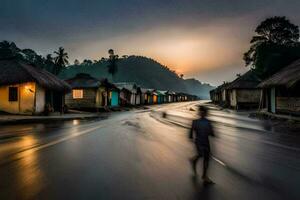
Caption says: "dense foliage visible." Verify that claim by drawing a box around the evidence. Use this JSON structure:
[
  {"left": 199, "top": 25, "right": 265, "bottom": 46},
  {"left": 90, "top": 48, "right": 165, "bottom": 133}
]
[
  {"left": 244, "top": 16, "right": 300, "bottom": 78},
  {"left": 0, "top": 40, "right": 69, "bottom": 75}
]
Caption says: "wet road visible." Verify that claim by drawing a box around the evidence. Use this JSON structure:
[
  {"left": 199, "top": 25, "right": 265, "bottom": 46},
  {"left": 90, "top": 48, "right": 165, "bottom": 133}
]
[{"left": 1, "top": 101, "right": 300, "bottom": 199}]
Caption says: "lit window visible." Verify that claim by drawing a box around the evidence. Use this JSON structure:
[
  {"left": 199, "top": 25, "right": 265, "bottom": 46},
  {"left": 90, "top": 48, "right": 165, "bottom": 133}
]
[
  {"left": 9, "top": 87, "right": 18, "bottom": 101},
  {"left": 73, "top": 89, "right": 83, "bottom": 99}
]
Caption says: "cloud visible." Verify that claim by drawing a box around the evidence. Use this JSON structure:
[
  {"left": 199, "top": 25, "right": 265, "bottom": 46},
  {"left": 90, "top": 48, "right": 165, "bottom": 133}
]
[{"left": 1, "top": 0, "right": 300, "bottom": 85}]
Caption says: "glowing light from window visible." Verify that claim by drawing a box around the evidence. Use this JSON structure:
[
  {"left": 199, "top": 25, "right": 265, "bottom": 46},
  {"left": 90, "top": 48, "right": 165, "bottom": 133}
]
[{"left": 73, "top": 89, "right": 83, "bottom": 99}]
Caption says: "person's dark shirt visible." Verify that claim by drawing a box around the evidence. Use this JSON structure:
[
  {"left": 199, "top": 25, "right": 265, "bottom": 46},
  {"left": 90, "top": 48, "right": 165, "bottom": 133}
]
[{"left": 190, "top": 117, "right": 214, "bottom": 147}]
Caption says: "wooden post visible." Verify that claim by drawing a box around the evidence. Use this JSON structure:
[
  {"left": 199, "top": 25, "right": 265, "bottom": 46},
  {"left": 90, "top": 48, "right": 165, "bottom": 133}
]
[
  {"left": 33, "top": 84, "right": 37, "bottom": 115},
  {"left": 18, "top": 84, "right": 21, "bottom": 113}
]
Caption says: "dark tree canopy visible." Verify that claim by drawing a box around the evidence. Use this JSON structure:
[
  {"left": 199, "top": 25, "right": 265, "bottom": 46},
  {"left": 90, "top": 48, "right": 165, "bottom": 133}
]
[
  {"left": 74, "top": 59, "right": 80, "bottom": 65},
  {"left": 254, "top": 16, "right": 299, "bottom": 45},
  {"left": 82, "top": 59, "right": 93, "bottom": 66},
  {"left": 0, "top": 40, "right": 21, "bottom": 59},
  {"left": 244, "top": 16, "right": 300, "bottom": 78}
]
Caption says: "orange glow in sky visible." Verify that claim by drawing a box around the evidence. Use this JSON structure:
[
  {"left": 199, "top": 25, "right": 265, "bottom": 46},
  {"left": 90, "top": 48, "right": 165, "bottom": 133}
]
[{"left": 75, "top": 23, "right": 247, "bottom": 83}]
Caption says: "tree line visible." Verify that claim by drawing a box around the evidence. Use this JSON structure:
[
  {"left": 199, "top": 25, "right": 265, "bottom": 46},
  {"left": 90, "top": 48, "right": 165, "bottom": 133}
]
[
  {"left": 0, "top": 40, "right": 184, "bottom": 81},
  {"left": 0, "top": 41, "right": 69, "bottom": 75}
]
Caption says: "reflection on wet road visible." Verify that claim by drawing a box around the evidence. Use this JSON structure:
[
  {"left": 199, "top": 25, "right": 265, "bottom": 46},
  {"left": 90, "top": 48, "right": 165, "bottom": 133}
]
[{"left": 1, "top": 101, "right": 300, "bottom": 199}]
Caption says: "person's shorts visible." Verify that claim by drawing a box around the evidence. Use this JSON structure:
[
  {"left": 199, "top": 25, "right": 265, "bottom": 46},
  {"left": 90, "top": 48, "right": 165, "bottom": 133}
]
[{"left": 196, "top": 145, "right": 210, "bottom": 160}]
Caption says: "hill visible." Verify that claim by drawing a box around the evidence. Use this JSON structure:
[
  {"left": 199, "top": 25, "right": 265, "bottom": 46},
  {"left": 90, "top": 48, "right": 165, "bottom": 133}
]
[
  {"left": 59, "top": 56, "right": 215, "bottom": 98},
  {"left": 183, "top": 78, "right": 214, "bottom": 99}
]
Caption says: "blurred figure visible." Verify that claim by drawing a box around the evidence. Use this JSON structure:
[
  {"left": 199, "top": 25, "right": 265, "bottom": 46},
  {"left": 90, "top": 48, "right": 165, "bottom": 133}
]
[
  {"left": 162, "top": 111, "right": 167, "bottom": 118},
  {"left": 189, "top": 106, "right": 215, "bottom": 184}
]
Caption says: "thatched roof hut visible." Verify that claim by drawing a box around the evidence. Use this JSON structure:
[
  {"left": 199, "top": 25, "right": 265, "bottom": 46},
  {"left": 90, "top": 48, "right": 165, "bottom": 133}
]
[
  {"left": 227, "top": 70, "right": 261, "bottom": 90},
  {"left": 258, "top": 59, "right": 300, "bottom": 88},
  {"left": 66, "top": 73, "right": 119, "bottom": 91},
  {"left": 66, "top": 73, "right": 101, "bottom": 88},
  {"left": 0, "top": 59, "right": 71, "bottom": 91}
]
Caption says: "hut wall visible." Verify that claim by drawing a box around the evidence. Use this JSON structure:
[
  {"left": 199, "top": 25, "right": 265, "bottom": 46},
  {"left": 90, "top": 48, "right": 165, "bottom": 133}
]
[
  {"left": 229, "top": 89, "right": 237, "bottom": 107},
  {"left": 168, "top": 95, "right": 172, "bottom": 102},
  {"left": 0, "top": 82, "right": 37, "bottom": 114},
  {"left": 153, "top": 95, "right": 158, "bottom": 104},
  {"left": 130, "top": 93, "right": 136, "bottom": 105},
  {"left": 96, "top": 87, "right": 107, "bottom": 107},
  {"left": 147, "top": 94, "right": 153, "bottom": 104},
  {"left": 119, "top": 90, "right": 131, "bottom": 105},
  {"left": 275, "top": 87, "right": 300, "bottom": 115},
  {"left": 35, "top": 84, "right": 46, "bottom": 113},
  {"left": 119, "top": 91, "right": 126, "bottom": 102},
  {"left": 141, "top": 93, "right": 146, "bottom": 104},
  {"left": 110, "top": 91, "right": 119, "bottom": 106},
  {"left": 236, "top": 89, "right": 261, "bottom": 103},
  {"left": 136, "top": 94, "right": 141, "bottom": 105},
  {"left": 65, "top": 88, "right": 97, "bottom": 108},
  {"left": 222, "top": 90, "right": 227, "bottom": 102},
  {"left": 276, "top": 97, "right": 300, "bottom": 114}
]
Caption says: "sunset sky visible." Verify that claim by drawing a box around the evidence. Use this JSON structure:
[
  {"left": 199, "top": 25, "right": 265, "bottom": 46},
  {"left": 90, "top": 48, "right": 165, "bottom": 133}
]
[{"left": 1, "top": 0, "right": 300, "bottom": 85}]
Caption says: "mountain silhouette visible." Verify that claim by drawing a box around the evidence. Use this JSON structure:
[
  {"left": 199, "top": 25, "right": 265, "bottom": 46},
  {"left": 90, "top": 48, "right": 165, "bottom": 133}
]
[{"left": 59, "top": 55, "right": 214, "bottom": 99}]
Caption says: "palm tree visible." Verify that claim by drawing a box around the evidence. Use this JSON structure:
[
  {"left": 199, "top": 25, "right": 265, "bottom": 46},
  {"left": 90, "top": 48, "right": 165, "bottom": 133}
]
[
  {"left": 107, "top": 49, "right": 118, "bottom": 82},
  {"left": 54, "top": 47, "right": 69, "bottom": 75}
]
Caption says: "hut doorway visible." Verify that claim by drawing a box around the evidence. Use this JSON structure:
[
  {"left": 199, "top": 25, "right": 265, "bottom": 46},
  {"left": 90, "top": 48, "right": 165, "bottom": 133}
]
[{"left": 45, "top": 90, "right": 64, "bottom": 113}]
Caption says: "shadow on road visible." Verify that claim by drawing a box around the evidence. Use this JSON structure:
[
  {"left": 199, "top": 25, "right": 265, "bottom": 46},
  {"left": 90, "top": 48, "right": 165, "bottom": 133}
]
[{"left": 190, "top": 175, "right": 214, "bottom": 199}]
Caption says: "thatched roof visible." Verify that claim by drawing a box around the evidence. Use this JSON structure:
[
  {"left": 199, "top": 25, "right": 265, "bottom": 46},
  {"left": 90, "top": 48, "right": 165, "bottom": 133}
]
[
  {"left": 66, "top": 73, "right": 119, "bottom": 91},
  {"left": 0, "top": 59, "right": 71, "bottom": 91},
  {"left": 212, "top": 82, "right": 231, "bottom": 93},
  {"left": 258, "top": 59, "right": 300, "bottom": 88},
  {"left": 66, "top": 73, "right": 101, "bottom": 88},
  {"left": 227, "top": 70, "right": 261, "bottom": 89}
]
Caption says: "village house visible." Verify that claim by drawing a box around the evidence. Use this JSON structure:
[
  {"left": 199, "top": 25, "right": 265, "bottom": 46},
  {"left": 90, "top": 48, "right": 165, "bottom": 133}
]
[
  {"left": 258, "top": 59, "right": 300, "bottom": 116},
  {"left": 101, "top": 79, "right": 120, "bottom": 107},
  {"left": 115, "top": 83, "right": 141, "bottom": 106},
  {"left": 161, "top": 91, "right": 169, "bottom": 103},
  {"left": 135, "top": 86, "right": 142, "bottom": 105},
  {"left": 226, "top": 70, "right": 262, "bottom": 110},
  {"left": 166, "top": 91, "right": 176, "bottom": 103},
  {"left": 174, "top": 92, "right": 181, "bottom": 102},
  {"left": 210, "top": 88, "right": 220, "bottom": 103},
  {"left": 152, "top": 90, "right": 158, "bottom": 104},
  {"left": 210, "top": 83, "right": 228, "bottom": 104},
  {"left": 178, "top": 92, "right": 189, "bottom": 101},
  {"left": 220, "top": 82, "right": 231, "bottom": 105},
  {"left": 65, "top": 73, "right": 119, "bottom": 110},
  {"left": 0, "top": 59, "right": 71, "bottom": 115},
  {"left": 141, "top": 88, "right": 148, "bottom": 104},
  {"left": 155, "top": 90, "right": 166, "bottom": 104},
  {"left": 141, "top": 88, "right": 154, "bottom": 104}
]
